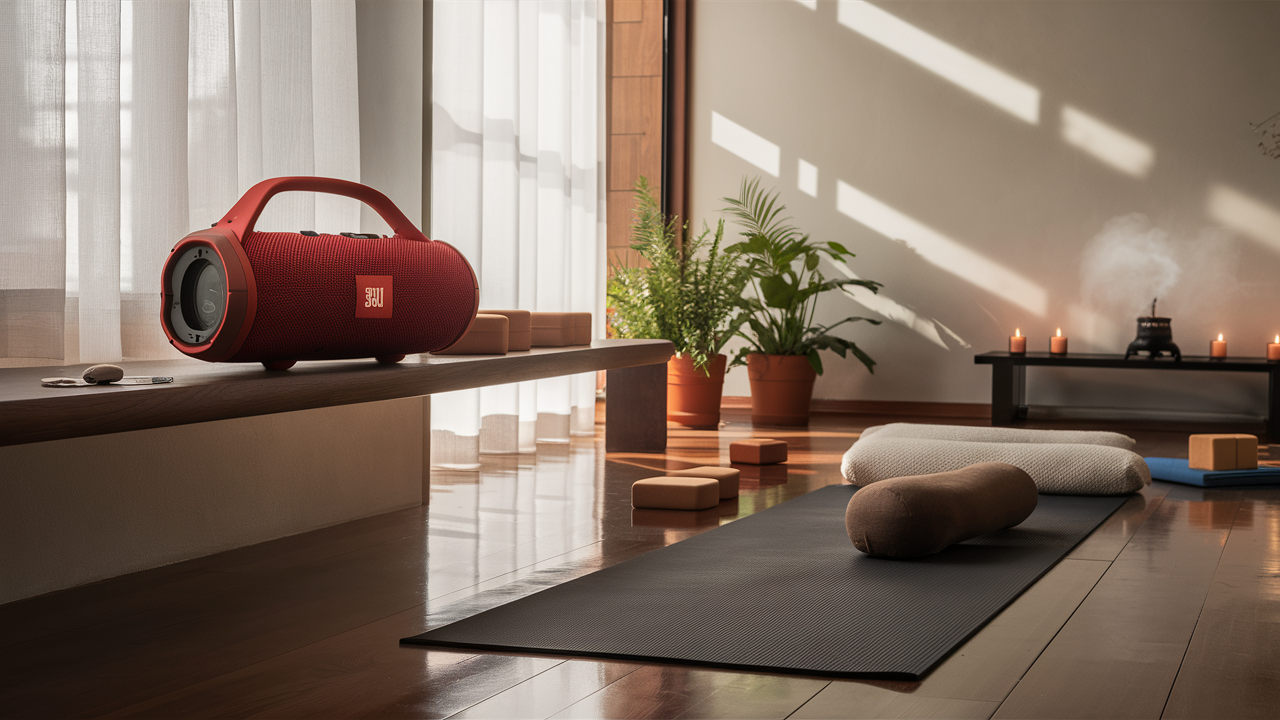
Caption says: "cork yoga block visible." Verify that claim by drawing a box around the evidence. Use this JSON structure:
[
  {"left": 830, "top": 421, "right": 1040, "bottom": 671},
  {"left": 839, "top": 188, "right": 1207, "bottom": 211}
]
[
  {"left": 729, "top": 438, "right": 788, "bottom": 465},
  {"left": 431, "top": 314, "right": 509, "bottom": 355},
  {"left": 845, "top": 462, "right": 1039, "bottom": 559},
  {"left": 667, "top": 466, "right": 740, "bottom": 499},
  {"left": 1189, "top": 433, "right": 1258, "bottom": 471},
  {"left": 568, "top": 313, "right": 591, "bottom": 345},
  {"left": 531, "top": 312, "right": 592, "bottom": 347},
  {"left": 479, "top": 309, "right": 532, "bottom": 351},
  {"left": 631, "top": 476, "right": 720, "bottom": 510}
]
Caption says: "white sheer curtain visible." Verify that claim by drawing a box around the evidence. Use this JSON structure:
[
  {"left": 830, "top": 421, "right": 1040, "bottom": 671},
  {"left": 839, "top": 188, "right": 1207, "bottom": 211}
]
[
  {"left": 0, "top": 0, "right": 363, "bottom": 366},
  {"left": 431, "top": 0, "right": 606, "bottom": 468}
]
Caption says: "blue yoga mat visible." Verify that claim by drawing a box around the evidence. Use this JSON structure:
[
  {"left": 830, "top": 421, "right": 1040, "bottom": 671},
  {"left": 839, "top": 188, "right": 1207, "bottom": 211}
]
[{"left": 1145, "top": 457, "right": 1280, "bottom": 487}]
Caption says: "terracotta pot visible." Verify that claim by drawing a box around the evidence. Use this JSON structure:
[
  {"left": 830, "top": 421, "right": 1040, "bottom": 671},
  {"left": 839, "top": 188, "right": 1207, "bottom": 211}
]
[
  {"left": 746, "top": 353, "right": 816, "bottom": 426},
  {"left": 667, "top": 353, "right": 727, "bottom": 428}
]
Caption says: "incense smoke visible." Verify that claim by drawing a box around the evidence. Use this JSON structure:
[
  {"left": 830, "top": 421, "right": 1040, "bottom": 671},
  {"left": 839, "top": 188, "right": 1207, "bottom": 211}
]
[{"left": 1080, "top": 214, "right": 1182, "bottom": 319}]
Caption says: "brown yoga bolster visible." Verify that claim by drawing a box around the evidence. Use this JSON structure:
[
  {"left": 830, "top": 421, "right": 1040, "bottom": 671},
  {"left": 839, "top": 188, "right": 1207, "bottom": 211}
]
[{"left": 845, "top": 462, "right": 1038, "bottom": 559}]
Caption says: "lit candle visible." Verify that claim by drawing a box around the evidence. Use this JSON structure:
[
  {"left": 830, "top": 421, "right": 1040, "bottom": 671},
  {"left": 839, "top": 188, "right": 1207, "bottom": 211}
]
[
  {"left": 1269, "top": 335, "right": 1280, "bottom": 362},
  {"left": 1009, "top": 328, "right": 1026, "bottom": 354},
  {"left": 1050, "top": 328, "right": 1068, "bottom": 355},
  {"left": 1210, "top": 333, "right": 1227, "bottom": 359}
]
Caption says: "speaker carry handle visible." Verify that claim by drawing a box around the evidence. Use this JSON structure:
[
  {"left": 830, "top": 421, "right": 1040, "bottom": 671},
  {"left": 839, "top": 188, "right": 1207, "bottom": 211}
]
[{"left": 215, "top": 176, "right": 427, "bottom": 243}]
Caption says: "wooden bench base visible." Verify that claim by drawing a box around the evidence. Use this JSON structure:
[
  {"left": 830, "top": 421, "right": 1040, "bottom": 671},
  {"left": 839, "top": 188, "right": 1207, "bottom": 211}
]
[{"left": 976, "top": 351, "right": 1280, "bottom": 441}]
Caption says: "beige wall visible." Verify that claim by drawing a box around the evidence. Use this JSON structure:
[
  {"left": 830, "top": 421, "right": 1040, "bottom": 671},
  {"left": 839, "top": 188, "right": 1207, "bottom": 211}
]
[{"left": 689, "top": 0, "right": 1280, "bottom": 416}]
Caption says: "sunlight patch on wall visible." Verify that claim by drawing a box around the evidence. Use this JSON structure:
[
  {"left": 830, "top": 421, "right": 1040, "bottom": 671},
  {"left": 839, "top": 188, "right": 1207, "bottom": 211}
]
[
  {"left": 828, "top": 258, "right": 959, "bottom": 350},
  {"left": 798, "top": 158, "right": 819, "bottom": 197},
  {"left": 711, "top": 111, "right": 780, "bottom": 177},
  {"left": 836, "top": 0, "right": 1040, "bottom": 124},
  {"left": 1061, "top": 105, "right": 1155, "bottom": 177},
  {"left": 934, "top": 319, "right": 971, "bottom": 349},
  {"left": 836, "top": 180, "right": 1048, "bottom": 316},
  {"left": 1207, "top": 184, "right": 1280, "bottom": 253},
  {"left": 792, "top": 0, "right": 818, "bottom": 9}
]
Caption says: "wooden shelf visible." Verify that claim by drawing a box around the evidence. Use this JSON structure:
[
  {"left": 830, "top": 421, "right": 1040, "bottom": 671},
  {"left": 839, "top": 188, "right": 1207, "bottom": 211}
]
[{"left": 0, "top": 339, "right": 673, "bottom": 447}]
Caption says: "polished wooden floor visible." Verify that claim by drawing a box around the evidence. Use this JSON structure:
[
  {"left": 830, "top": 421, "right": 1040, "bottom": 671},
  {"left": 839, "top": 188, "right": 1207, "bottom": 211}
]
[{"left": 2, "top": 409, "right": 1278, "bottom": 719}]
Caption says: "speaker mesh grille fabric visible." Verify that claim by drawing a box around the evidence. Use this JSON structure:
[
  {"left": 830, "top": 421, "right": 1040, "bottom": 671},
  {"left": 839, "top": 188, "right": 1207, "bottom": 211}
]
[
  {"left": 404, "top": 485, "right": 1124, "bottom": 679},
  {"left": 231, "top": 232, "right": 476, "bottom": 362}
]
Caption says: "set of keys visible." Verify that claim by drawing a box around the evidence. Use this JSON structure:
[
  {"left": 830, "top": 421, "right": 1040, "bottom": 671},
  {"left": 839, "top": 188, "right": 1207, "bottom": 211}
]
[{"left": 42, "top": 364, "right": 174, "bottom": 388}]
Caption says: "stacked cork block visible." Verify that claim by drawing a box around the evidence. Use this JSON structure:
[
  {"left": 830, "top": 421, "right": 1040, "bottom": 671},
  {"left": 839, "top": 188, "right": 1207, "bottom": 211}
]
[
  {"left": 631, "top": 466, "right": 742, "bottom": 510},
  {"left": 480, "top": 309, "right": 532, "bottom": 351},
  {"left": 669, "top": 466, "right": 740, "bottom": 499},
  {"left": 631, "top": 439, "right": 790, "bottom": 512},
  {"left": 531, "top": 312, "right": 592, "bottom": 347},
  {"left": 431, "top": 309, "right": 586, "bottom": 355},
  {"left": 1189, "top": 433, "right": 1258, "bottom": 471},
  {"left": 432, "top": 313, "right": 510, "bottom": 355},
  {"left": 631, "top": 477, "right": 721, "bottom": 511}
]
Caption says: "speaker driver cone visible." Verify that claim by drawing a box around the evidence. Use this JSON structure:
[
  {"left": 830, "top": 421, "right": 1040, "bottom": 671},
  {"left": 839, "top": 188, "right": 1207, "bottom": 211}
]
[
  {"left": 167, "top": 243, "right": 228, "bottom": 346},
  {"left": 181, "top": 259, "right": 225, "bottom": 331}
]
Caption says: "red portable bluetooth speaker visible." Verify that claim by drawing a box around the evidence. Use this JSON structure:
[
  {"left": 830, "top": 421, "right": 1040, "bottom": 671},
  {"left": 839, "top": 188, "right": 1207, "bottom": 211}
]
[{"left": 161, "top": 176, "right": 478, "bottom": 370}]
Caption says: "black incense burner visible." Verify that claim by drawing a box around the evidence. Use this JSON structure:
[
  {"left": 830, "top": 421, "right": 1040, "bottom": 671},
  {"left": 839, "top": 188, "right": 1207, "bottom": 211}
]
[{"left": 1124, "top": 299, "right": 1181, "bottom": 360}]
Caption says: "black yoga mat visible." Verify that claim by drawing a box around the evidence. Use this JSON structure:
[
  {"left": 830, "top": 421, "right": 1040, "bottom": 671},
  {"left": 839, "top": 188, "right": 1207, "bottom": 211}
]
[{"left": 403, "top": 485, "right": 1125, "bottom": 679}]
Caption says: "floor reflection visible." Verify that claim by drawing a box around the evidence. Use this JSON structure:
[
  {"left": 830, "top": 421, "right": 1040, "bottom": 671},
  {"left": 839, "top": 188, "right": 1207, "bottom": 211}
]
[
  {"left": 1263, "top": 504, "right": 1280, "bottom": 602},
  {"left": 426, "top": 437, "right": 604, "bottom": 605},
  {"left": 631, "top": 507, "right": 721, "bottom": 529},
  {"left": 421, "top": 416, "right": 854, "bottom": 627},
  {"left": 1187, "top": 499, "right": 1248, "bottom": 530}
]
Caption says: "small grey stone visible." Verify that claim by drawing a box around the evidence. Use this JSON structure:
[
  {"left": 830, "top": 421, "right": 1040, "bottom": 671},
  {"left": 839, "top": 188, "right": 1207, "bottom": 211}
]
[{"left": 82, "top": 364, "right": 125, "bottom": 384}]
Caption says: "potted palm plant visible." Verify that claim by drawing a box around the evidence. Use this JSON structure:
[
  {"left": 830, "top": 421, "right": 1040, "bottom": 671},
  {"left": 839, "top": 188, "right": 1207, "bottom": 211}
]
[
  {"left": 722, "top": 178, "right": 882, "bottom": 426},
  {"left": 609, "top": 178, "right": 747, "bottom": 428}
]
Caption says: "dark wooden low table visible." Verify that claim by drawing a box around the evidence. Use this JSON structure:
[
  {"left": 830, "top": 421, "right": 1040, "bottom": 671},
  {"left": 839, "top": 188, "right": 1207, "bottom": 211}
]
[
  {"left": 975, "top": 351, "right": 1280, "bottom": 441},
  {"left": 0, "top": 339, "right": 673, "bottom": 449}
]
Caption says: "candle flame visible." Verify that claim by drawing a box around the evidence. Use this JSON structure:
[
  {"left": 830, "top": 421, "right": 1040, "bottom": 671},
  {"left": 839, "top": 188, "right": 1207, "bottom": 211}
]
[
  {"left": 1275, "top": 335, "right": 1278, "bottom": 343},
  {"left": 1014, "top": 328, "right": 1021, "bottom": 337},
  {"left": 1056, "top": 328, "right": 1062, "bottom": 337},
  {"left": 1218, "top": 333, "right": 1224, "bottom": 342}
]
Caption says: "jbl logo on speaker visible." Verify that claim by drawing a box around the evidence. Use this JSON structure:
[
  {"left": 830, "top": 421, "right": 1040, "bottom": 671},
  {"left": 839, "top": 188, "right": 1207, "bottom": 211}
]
[{"left": 355, "top": 275, "right": 393, "bottom": 318}]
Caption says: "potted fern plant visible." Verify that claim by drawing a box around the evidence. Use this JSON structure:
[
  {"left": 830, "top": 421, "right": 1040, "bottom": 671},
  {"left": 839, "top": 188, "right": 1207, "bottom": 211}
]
[
  {"left": 609, "top": 178, "right": 747, "bottom": 428},
  {"left": 722, "top": 178, "right": 882, "bottom": 426}
]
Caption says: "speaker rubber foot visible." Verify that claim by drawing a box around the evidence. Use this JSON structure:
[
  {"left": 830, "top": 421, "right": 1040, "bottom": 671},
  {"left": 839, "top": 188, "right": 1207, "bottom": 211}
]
[
  {"left": 262, "top": 360, "right": 296, "bottom": 371},
  {"left": 376, "top": 354, "right": 406, "bottom": 364}
]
